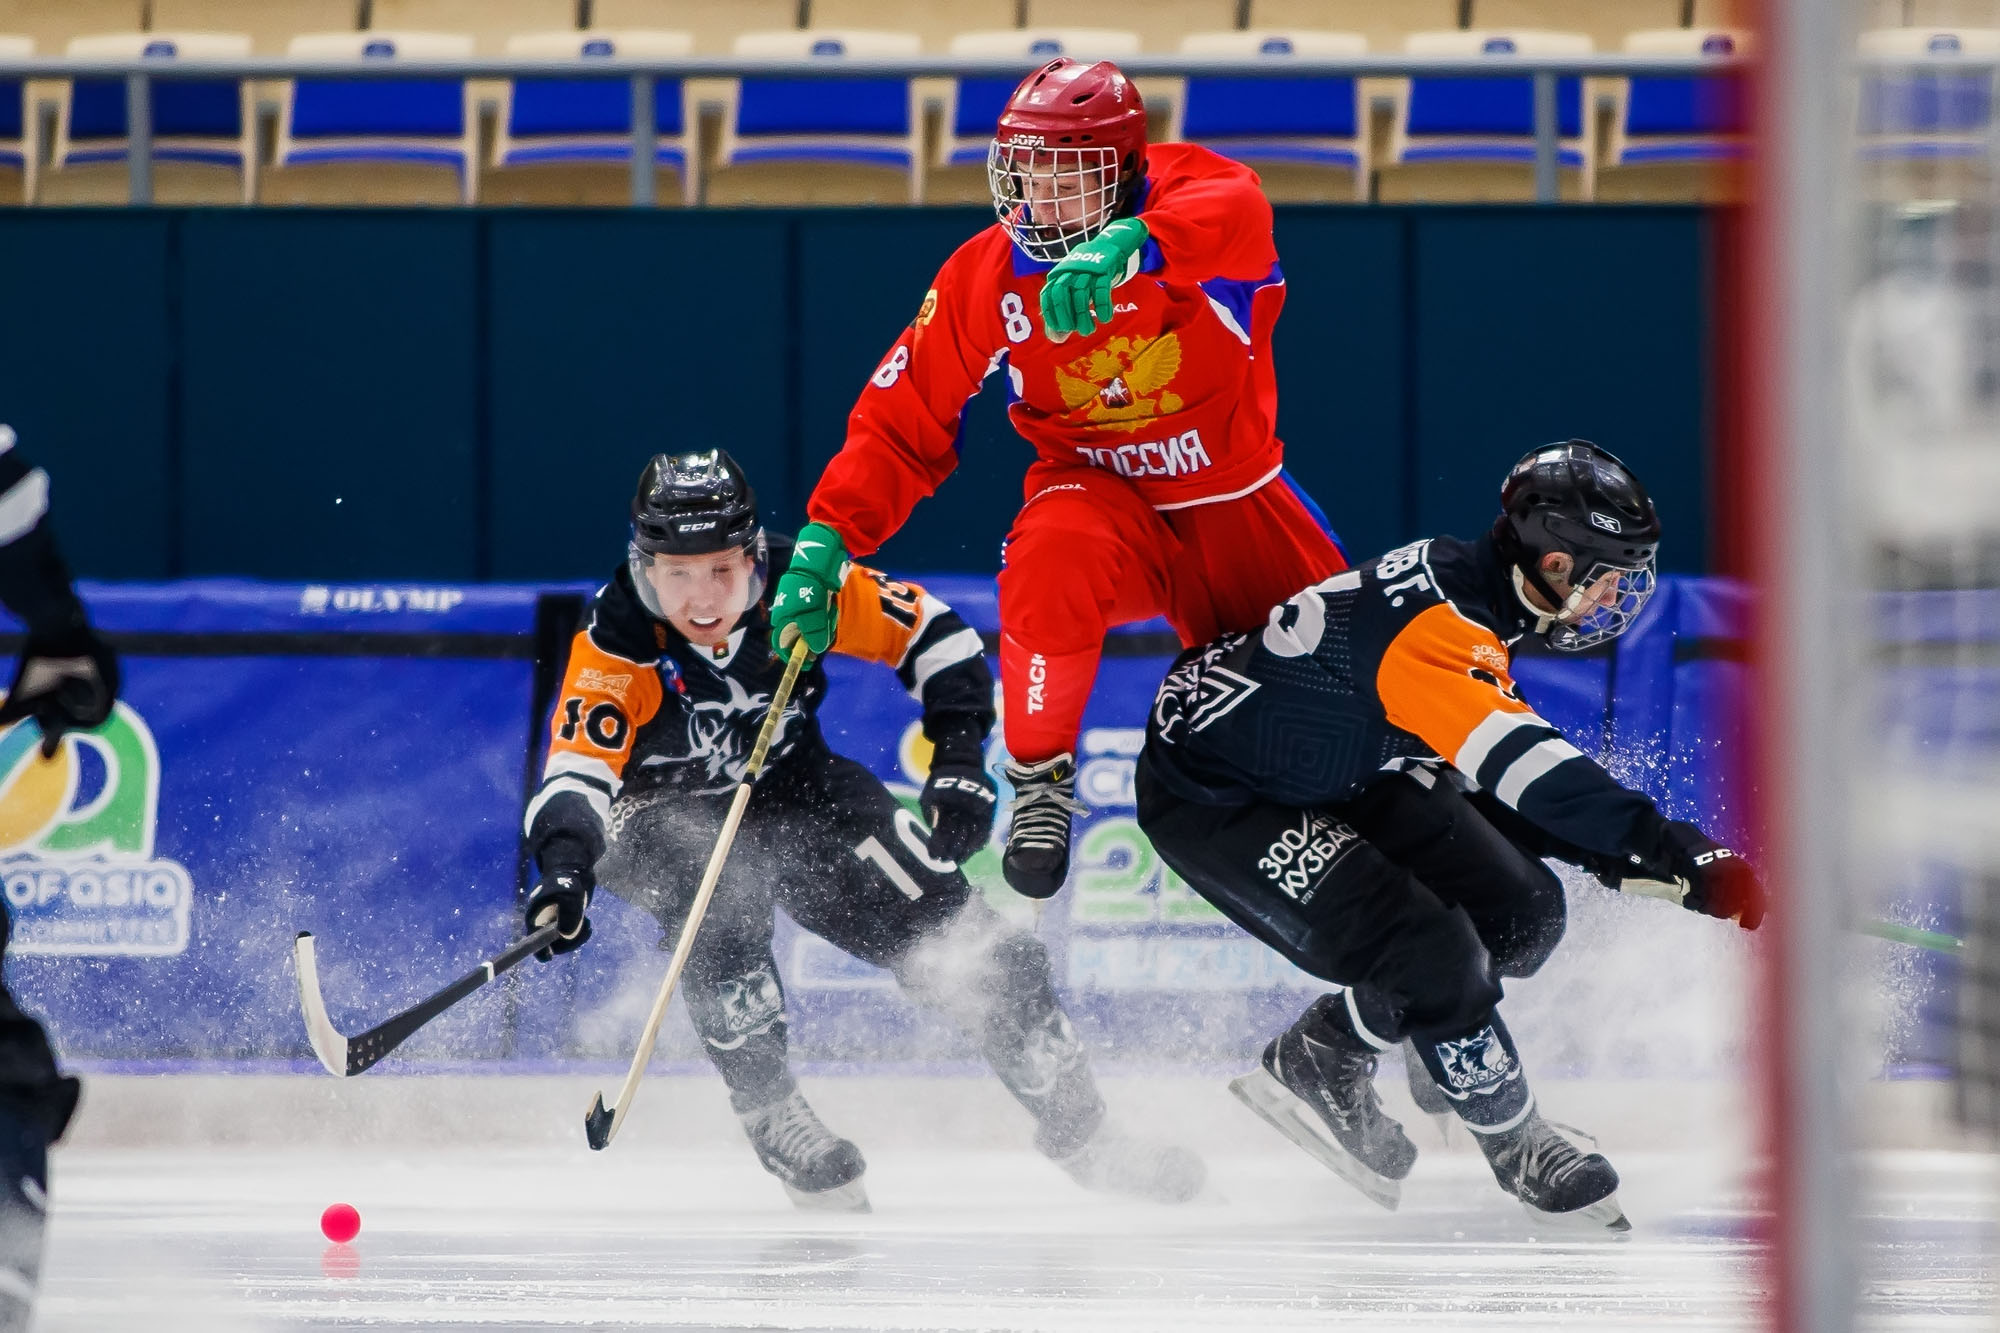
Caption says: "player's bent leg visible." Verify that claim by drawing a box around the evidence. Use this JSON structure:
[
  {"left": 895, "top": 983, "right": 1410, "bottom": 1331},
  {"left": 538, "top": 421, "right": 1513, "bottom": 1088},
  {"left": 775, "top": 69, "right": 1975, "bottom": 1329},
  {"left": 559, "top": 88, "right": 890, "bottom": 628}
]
[
  {"left": 890, "top": 900, "right": 1207, "bottom": 1204},
  {"left": 0, "top": 940, "right": 75, "bottom": 1333},
  {"left": 997, "top": 472, "right": 1176, "bottom": 897}
]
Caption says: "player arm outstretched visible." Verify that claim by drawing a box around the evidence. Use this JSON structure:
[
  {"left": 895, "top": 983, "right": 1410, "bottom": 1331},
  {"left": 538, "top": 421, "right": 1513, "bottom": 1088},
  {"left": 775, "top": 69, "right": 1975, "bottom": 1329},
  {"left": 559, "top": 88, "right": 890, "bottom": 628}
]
[
  {"left": 831, "top": 565, "right": 997, "bottom": 865},
  {"left": 522, "top": 593, "right": 666, "bottom": 958},
  {"left": 0, "top": 429, "right": 119, "bottom": 757},
  {"left": 775, "top": 244, "right": 1005, "bottom": 658},
  {"left": 1377, "top": 606, "right": 1765, "bottom": 930}
]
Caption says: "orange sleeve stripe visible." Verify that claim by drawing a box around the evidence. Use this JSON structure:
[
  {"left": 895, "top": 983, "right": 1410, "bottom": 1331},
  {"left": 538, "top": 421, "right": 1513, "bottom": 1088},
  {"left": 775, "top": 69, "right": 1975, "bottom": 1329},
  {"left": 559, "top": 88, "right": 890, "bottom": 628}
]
[
  {"left": 1375, "top": 603, "right": 1532, "bottom": 762},
  {"left": 831, "top": 564, "right": 928, "bottom": 668},
  {"left": 545, "top": 632, "right": 664, "bottom": 782}
]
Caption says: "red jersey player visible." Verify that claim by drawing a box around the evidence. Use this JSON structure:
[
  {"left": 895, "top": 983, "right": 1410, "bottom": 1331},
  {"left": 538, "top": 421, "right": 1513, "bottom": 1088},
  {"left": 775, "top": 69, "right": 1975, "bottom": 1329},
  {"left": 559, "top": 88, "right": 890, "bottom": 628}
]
[{"left": 770, "top": 58, "right": 1349, "bottom": 899}]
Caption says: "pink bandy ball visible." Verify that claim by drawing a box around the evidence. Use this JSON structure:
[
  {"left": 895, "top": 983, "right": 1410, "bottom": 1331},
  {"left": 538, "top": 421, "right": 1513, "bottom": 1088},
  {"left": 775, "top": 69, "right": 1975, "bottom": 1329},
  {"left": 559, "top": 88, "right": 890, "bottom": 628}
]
[{"left": 320, "top": 1202, "right": 361, "bottom": 1244}]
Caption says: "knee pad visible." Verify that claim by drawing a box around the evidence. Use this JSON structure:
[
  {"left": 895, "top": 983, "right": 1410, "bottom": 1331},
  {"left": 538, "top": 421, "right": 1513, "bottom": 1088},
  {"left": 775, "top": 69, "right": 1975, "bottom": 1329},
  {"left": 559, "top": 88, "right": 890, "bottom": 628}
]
[
  {"left": 1375, "top": 904, "right": 1503, "bottom": 1037},
  {"left": 1493, "top": 863, "right": 1568, "bottom": 979}
]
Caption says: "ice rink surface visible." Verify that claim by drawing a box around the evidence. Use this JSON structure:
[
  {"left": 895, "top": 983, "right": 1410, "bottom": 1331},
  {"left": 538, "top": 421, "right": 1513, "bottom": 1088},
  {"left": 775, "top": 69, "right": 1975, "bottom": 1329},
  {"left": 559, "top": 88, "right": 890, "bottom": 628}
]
[{"left": 34, "top": 1140, "right": 1996, "bottom": 1332}]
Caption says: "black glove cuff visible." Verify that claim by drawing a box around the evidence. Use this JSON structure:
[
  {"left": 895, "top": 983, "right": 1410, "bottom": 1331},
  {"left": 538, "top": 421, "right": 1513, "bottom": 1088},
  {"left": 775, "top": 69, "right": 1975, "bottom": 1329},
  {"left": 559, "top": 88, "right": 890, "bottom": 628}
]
[
  {"left": 535, "top": 832, "right": 596, "bottom": 877},
  {"left": 923, "top": 713, "right": 989, "bottom": 771}
]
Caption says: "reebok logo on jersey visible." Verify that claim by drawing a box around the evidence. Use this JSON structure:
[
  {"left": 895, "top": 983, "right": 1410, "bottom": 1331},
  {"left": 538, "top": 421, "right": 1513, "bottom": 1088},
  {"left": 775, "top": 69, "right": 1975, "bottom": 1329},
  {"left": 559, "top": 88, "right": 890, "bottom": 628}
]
[{"left": 1027, "top": 653, "right": 1047, "bottom": 713}]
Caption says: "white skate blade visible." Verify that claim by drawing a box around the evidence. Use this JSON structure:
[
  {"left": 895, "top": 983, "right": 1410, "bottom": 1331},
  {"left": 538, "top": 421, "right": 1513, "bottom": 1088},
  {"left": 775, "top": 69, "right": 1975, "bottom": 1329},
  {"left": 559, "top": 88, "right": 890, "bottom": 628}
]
[
  {"left": 783, "top": 1178, "right": 871, "bottom": 1214},
  {"left": 1229, "top": 1067, "right": 1402, "bottom": 1212},
  {"left": 1521, "top": 1192, "right": 1631, "bottom": 1236}
]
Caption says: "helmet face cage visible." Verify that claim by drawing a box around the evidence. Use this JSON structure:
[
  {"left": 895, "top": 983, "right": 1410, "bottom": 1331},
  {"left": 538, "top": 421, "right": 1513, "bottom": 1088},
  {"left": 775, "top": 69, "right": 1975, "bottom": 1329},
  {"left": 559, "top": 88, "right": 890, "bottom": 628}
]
[
  {"left": 1544, "top": 557, "right": 1656, "bottom": 652},
  {"left": 988, "top": 142, "right": 1128, "bottom": 263},
  {"left": 628, "top": 529, "right": 768, "bottom": 627}
]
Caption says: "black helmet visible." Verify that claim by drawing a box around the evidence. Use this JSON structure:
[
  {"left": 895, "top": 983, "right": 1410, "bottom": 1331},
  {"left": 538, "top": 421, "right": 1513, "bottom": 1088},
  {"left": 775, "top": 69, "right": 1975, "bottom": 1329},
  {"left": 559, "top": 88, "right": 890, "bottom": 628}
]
[
  {"left": 631, "top": 449, "right": 760, "bottom": 556},
  {"left": 1492, "top": 440, "right": 1661, "bottom": 651},
  {"left": 628, "top": 450, "right": 769, "bottom": 624}
]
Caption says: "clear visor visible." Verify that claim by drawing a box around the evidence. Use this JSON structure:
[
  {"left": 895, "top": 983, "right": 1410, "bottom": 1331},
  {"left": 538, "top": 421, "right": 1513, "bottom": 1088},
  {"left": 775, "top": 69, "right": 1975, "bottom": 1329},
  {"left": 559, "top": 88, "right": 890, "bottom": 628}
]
[
  {"left": 628, "top": 538, "right": 767, "bottom": 631},
  {"left": 1546, "top": 559, "right": 1657, "bottom": 652},
  {"left": 988, "top": 142, "right": 1125, "bottom": 263}
]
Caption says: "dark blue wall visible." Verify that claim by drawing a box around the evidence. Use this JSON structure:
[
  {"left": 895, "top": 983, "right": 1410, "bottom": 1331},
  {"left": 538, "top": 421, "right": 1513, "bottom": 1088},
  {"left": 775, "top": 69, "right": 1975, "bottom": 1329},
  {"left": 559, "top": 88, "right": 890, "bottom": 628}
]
[{"left": 4, "top": 206, "right": 1713, "bottom": 581}]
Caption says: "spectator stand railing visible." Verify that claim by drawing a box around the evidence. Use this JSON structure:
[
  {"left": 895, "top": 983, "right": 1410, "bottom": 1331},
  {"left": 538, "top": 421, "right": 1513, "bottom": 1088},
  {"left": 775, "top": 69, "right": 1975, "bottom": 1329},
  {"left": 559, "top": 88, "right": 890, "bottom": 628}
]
[{"left": 0, "top": 50, "right": 1867, "bottom": 207}]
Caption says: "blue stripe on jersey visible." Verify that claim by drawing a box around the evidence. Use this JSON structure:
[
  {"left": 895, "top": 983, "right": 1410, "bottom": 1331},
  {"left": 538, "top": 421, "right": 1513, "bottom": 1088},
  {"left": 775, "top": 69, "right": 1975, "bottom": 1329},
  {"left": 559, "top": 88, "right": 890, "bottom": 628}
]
[
  {"left": 1280, "top": 468, "right": 1349, "bottom": 562},
  {"left": 1197, "top": 261, "right": 1283, "bottom": 341}
]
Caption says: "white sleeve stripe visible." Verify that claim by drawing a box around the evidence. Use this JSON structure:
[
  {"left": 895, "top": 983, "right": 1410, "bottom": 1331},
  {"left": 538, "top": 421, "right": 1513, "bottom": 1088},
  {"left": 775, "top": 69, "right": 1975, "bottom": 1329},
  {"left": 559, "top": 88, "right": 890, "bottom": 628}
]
[
  {"left": 544, "top": 750, "right": 620, "bottom": 790},
  {"left": 909, "top": 626, "right": 985, "bottom": 694},
  {"left": 1493, "top": 736, "right": 1587, "bottom": 809},
  {"left": 1453, "top": 711, "right": 1541, "bottom": 782},
  {"left": 0, "top": 469, "right": 49, "bottom": 547},
  {"left": 523, "top": 776, "right": 611, "bottom": 837}
]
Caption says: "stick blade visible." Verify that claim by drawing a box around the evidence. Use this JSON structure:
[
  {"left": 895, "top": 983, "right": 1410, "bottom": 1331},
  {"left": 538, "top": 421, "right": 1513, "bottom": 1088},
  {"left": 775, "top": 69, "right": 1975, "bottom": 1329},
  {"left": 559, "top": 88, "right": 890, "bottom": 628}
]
[
  {"left": 292, "top": 932, "right": 351, "bottom": 1078},
  {"left": 584, "top": 1094, "right": 616, "bottom": 1151}
]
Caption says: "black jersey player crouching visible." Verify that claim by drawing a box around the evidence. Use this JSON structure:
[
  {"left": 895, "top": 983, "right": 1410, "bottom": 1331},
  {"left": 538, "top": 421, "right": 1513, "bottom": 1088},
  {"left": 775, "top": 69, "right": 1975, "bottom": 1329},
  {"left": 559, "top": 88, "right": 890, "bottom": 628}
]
[
  {"left": 523, "top": 450, "right": 1203, "bottom": 1212},
  {"left": 1134, "top": 441, "right": 1765, "bottom": 1232}
]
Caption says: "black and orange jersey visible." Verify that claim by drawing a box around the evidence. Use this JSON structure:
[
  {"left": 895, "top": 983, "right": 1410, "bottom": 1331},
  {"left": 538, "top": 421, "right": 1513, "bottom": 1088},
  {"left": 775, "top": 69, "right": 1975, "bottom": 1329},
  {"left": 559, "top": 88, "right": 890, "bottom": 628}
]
[
  {"left": 525, "top": 532, "right": 993, "bottom": 860},
  {"left": 1144, "top": 533, "right": 1669, "bottom": 870}
]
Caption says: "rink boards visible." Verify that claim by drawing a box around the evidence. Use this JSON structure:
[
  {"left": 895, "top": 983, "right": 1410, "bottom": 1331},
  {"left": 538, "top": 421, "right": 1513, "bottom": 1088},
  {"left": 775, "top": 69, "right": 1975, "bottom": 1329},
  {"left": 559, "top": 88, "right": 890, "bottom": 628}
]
[{"left": 0, "top": 574, "right": 1958, "bottom": 1073}]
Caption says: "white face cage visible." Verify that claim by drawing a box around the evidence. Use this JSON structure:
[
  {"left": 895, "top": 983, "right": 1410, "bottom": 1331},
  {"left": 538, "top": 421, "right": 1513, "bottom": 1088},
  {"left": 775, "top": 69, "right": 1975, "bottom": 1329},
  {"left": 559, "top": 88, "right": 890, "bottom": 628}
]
[
  {"left": 1546, "top": 561, "right": 1657, "bottom": 652},
  {"left": 988, "top": 142, "right": 1126, "bottom": 263}
]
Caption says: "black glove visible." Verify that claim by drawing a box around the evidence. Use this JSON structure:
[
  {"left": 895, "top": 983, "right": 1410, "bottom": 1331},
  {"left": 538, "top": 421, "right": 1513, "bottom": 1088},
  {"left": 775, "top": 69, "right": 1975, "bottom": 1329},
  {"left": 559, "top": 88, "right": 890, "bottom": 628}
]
[
  {"left": 0, "top": 623, "right": 119, "bottom": 759},
  {"left": 921, "top": 744, "right": 998, "bottom": 867},
  {"left": 525, "top": 835, "right": 595, "bottom": 960},
  {"left": 1615, "top": 820, "right": 1765, "bottom": 931}
]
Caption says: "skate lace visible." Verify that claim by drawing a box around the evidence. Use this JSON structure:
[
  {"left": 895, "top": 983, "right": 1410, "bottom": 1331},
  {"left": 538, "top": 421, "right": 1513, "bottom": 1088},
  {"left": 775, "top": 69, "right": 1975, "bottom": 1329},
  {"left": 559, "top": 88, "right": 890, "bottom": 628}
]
[
  {"left": 1517, "top": 1118, "right": 1595, "bottom": 1188},
  {"left": 761, "top": 1097, "right": 834, "bottom": 1165},
  {"left": 1006, "top": 772, "right": 1087, "bottom": 848}
]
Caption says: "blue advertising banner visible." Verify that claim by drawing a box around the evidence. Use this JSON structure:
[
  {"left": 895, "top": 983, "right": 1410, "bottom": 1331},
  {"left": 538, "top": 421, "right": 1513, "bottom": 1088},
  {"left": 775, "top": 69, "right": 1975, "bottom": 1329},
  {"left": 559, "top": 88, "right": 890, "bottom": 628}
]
[{"left": 0, "top": 575, "right": 1952, "bottom": 1074}]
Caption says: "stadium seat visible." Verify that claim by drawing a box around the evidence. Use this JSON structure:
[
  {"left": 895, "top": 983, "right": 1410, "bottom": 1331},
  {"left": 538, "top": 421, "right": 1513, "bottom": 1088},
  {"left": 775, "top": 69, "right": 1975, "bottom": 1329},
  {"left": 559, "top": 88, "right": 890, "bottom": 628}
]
[
  {"left": 1599, "top": 28, "right": 1751, "bottom": 203},
  {"left": 43, "top": 31, "right": 254, "bottom": 205},
  {"left": 265, "top": 31, "right": 478, "bottom": 205},
  {"left": 590, "top": 0, "right": 798, "bottom": 54},
  {"left": 807, "top": 0, "right": 1017, "bottom": 52},
  {"left": 148, "top": 0, "right": 361, "bottom": 54},
  {"left": 1171, "top": 31, "right": 1369, "bottom": 204},
  {"left": 0, "top": 35, "right": 28, "bottom": 205},
  {"left": 1469, "top": 0, "right": 1681, "bottom": 54},
  {"left": 1858, "top": 25, "right": 2000, "bottom": 197},
  {"left": 1910, "top": 1, "right": 2000, "bottom": 23},
  {"left": 367, "top": 0, "right": 580, "bottom": 54},
  {"left": 0, "top": 0, "right": 142, "bottom": 52},
  {"left": 709, "top": 29, "right": 924, "bottom": 205},
  {"left": 1380, "top": 29, "right": 1595, "bottom": 202},
  {"left": 486, "top": 29, "right": 697, "bottom": 205},
  {"left": 1022, "top": 0, "right": 1237, "bottom": 51},
  {"left": 1249, "top": 0, "right": 1460, "bottom": 55},
  {"left": 930, "top": 28, "right": 1142, "bottom": 204}
]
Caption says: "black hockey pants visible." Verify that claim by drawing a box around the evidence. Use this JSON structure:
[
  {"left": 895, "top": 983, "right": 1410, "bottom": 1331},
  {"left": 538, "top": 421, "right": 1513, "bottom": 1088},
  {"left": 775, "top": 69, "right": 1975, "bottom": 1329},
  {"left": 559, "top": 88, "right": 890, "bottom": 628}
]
[
  {"left": 0, "top": 908, "right": 77, "bottom": 1145},
  {"left": 1135, "top": 760, "right": 1567, "bottom": 1129},
  {"left": 598, "top": 745, "right": 1105, "bottom": 1157}
]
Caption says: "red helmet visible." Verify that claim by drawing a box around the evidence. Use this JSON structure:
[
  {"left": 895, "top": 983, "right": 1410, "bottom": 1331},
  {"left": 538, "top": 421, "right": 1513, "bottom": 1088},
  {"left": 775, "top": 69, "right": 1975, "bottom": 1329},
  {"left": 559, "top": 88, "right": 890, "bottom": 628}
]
[{"left": 988, "top": 59, "right": 1149, "bottom": 262}]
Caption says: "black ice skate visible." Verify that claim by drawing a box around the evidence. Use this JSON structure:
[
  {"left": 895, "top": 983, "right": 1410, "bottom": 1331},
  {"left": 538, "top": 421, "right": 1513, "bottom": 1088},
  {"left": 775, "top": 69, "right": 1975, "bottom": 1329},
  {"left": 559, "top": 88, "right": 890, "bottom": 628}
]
[
  {"left": 1229, "top": 1002, "right": 1418, "bottom": 1210},
  {"left": 738, "top": 1092, "right": 870, "bottom": 1213},
  {"left": 1053, "top": 1119, "right": 1208, "bottom": 1204},
  {"left": 1404, "top": 1039, "right": 1458, "bottom": 1144},
  {"left": 1476, "top": 1110, "right": 1629, "bottom": 1233},
  {"left": 0, "top": 1112, "right": 47, "bottom": 1333},
  {"left": 1001, "top": 754, "right": 1086, "bottom": 899}
]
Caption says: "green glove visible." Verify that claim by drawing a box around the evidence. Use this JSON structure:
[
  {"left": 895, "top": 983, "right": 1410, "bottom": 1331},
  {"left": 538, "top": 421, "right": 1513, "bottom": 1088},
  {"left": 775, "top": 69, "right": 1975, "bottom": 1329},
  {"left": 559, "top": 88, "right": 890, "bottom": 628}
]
[
  {"left": 771, "top": 521, "right": 849, "bottom": 658},
  {"left": 1039, "top": 217, "right": 1150, "bottom": 340}
]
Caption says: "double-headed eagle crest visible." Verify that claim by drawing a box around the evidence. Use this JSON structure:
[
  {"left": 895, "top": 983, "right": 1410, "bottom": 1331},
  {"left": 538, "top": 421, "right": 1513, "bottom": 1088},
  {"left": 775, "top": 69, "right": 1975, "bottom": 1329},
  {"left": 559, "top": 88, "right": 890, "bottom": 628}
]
[{"left": 1055, "top": 333, "right": 1184, "bottom": 431}]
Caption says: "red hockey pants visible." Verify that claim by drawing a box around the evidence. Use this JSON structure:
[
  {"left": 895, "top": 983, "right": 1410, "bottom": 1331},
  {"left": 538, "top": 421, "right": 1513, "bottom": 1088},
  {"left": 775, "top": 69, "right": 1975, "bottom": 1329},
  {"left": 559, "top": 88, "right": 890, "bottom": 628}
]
[{"left": 996, "top": 463, "right": 1347, "bottom": 764}]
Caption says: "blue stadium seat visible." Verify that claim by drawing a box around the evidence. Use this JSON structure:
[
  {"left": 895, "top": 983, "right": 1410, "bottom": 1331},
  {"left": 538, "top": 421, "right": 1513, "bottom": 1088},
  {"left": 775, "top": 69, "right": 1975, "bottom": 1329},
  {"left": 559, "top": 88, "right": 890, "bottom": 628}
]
[
  {"left": 48, "top": 32, "right": 254, "bottom": 204},
  {"left": 711, "top": 29, "right": 925, "bottom": 205},
  {"left": 269, "top": 31, "right": 478, "bottom": 204},
  {"left": 488, "top": 30, "right": 698, "bottom": 205},
  {"left": 1172, "top": 30, "right": 1369, "bottom": 203},
  {"left": 939, "top": 29, "right": 1143, "bottom": 168},
  {"left": 0, "top": 35, "right": 27, "bottom": 204},
  {"left": 1600, "top": 27, "right": 1749, "bottom": 201},
  {"left": 1383, "top": 28, "right": 1595, "bottom": 201},
  {"left": 1858, "top": 27, "right": 2000, "bottom": 163}
]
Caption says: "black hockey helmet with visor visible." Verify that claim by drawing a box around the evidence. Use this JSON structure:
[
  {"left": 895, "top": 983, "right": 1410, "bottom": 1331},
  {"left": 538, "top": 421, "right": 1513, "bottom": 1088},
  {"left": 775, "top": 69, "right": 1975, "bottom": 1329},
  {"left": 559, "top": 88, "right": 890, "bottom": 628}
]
[
  {"left": 1493, "top": 440, "right": 1660, "bottom": 652},
  {"left": 628, "top": 449, "right": 768, "bottom": 624}
]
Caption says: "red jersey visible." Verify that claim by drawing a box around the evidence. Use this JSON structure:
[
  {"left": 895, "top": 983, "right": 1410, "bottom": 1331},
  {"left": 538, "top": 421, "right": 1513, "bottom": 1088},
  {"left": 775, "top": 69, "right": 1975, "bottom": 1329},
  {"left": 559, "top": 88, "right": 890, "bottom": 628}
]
[{"left": 809, "top": 143, "right": 1291, "bottom": 557}]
